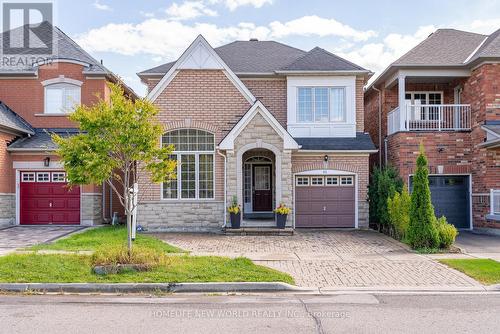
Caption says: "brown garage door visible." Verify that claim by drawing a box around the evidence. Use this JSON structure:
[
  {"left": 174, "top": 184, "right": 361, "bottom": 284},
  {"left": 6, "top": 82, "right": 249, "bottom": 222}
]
[{"left": 295, "top": 175, "right": 355, "bottom": 228}]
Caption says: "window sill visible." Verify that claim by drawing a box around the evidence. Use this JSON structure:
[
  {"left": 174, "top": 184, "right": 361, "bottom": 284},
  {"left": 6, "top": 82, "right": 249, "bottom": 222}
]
[
  {"left": 486, "top": 214, "right": 500, "bottom": 222},
  {"left": 35, "top": 113, "right": 71, "bottom": 117}
]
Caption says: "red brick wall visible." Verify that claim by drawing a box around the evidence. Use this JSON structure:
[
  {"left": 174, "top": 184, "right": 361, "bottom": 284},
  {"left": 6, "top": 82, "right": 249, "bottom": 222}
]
[
  {"left": 0, "top": 132, "right": 16, "bottom": 193},
  {"left": 241, "top": 78, "right": 287, "bottom": 127},
  {"left": 0, "top": 62, "right": 107, "bottom": 128},
  {"left": 139, "top": 69, "right": 252, "bottom": 202}
]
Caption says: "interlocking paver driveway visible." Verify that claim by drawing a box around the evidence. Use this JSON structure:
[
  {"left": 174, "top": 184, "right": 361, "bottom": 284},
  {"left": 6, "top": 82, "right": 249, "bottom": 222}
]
[
  {"left": 155, "top": 230, "right": 480, "bottom": 289},
  {"left": 0, "top": 226, "right": 84, "bottom": 255}
]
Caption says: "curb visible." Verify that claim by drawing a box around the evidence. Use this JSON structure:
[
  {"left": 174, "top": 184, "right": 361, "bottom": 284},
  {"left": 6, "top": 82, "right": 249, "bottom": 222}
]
[{"left": 0, "top": 282, "right": 309, "bottom": 294}]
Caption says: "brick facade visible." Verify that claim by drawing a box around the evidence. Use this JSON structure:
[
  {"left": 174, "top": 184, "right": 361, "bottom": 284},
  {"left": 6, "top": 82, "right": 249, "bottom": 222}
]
[{"left": 364, "top": 63, "right": 500, "bottom": 229}]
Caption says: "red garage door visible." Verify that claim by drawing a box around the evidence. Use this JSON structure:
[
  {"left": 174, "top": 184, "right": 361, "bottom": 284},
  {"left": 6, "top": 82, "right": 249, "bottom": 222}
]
[
  {"left": 20, "top": 171, "right": 80, "bottom": 225},
  {"left": 295, "top": 175, "right": 355, "bottom": 228}
]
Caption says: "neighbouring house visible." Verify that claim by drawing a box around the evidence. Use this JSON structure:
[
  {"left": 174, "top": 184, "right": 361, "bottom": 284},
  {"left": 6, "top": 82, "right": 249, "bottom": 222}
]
[
  {"left": 364, "top": 28, "right": 500, "bottom": 232},
  {"left": 137, "top": 35, "right": 376, "bottom": 232},
  {"left": 0, "top": 22, "right": 136, "bottom": 227}
]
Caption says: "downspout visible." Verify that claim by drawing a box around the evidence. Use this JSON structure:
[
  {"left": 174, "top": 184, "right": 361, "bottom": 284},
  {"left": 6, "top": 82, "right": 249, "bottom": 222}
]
[
  {"left": 384, "top": 137, "right": 388, "bottom": 165},
  {"left": 217, "top": 149, "right": 227, "bottom": 228},
  {"left": 372, "top": 86, "right": 383, "bottom": 166}
]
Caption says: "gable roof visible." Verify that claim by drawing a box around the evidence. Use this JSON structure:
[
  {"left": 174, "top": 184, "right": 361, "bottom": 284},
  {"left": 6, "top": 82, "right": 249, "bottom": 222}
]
[
  {"left": 468, "top": 28, "right": 500, "bottom": 63},
  {"left": 218, "top": 100, "right": 299, "bottom": 150},
  {"left": 139, "top": 40, "right": 369, "bottom": 77},
  {"left": 278, "top": 47, "right": 367, "bottom": 72},
  {"left": 7, "top": 128, "right": 78, "bottom": 151},
  {"left": 147, "top": 35, "right": 256, "bottom": 103},
  {"left": 295, "top": 133, "right": 377, "bottom": 152},
  {"left": 0, "top": 102, "right": 34, "bottom": 135},
  {"left": 393, "top": 29, "right": 487, "bottom": 66}
]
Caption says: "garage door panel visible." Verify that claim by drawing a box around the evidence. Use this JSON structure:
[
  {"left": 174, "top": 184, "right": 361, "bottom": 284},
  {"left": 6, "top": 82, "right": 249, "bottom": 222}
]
[
  {"left": 20, "top": 172, "right": 81, "bottom": 225},
  {"left": 295, "top": 176, "right": 355, "bottom": 228}
]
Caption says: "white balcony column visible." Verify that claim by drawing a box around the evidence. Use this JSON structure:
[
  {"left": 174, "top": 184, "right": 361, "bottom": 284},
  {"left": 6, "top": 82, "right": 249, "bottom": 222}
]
[{"left": 398, "top": 73, "right": 406, "bottom": 131}]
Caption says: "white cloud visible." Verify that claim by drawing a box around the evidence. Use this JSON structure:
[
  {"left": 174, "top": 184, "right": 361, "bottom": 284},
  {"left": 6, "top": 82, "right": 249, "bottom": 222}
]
[
  {"left": 76, "top": 15, "right": 375, "bottom": 57},
  {"left": 219, "top": 0, "right": 273, "bottom": 11},
  {"left": 93, "top": 0, "right": 112, "bottom": 11},
  {"left": 454, "top": 18, "right": 500, "bottom": 35},
  {"left": 338, "top": 25, "right": 436, "bottom": 82},
  {"left": 269, "top": 16, "right": 377, "bottom": 42},
  {"left": 166, "top": 1, "right": 218, "bottom": 21}
]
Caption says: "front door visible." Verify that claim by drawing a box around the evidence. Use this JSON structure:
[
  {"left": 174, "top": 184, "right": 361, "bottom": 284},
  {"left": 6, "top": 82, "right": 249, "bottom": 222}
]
[{"left": 252, "top": 165, "right": 272, "bottom": 211}]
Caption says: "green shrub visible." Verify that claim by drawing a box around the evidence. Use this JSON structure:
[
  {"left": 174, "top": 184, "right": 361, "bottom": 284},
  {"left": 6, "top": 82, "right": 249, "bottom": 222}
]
[
  {"left": 436, "top": 216, "right": 458, "bottom": 249},
  {"left": 368, "top": 166, "right": 403, "bottom": 232},
  {"left": 91, "top": 246, "right": 170, "bottom": 267},
  {"left": 406, "top": 145, "right": 440, "bottom": 249},
  {"left": 387, "top": 187, "right": 411, "bottom": 241}
]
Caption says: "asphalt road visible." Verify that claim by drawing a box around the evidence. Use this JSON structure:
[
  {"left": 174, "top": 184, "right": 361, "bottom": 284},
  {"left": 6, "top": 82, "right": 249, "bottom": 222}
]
[{"left": 1, "top": 293, "right": 499, "bottom": 334}]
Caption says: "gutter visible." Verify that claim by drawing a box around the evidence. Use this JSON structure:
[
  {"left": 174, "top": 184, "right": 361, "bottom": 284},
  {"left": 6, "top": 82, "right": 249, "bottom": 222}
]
[
  {"left": 296, "top": 149, "right": 378, "bottom": 154},
  {"left": 216, "top": 149, "right": 227, "bottom": 228},
  {"left": 372, "top": 86, "right": 383, "bottom": 166}
]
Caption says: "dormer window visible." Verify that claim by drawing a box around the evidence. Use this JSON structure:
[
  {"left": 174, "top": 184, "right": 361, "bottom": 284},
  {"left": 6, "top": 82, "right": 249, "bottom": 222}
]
[
  {"left": 42, "top": 77, "right": 82, "bottom": 114},
  {"left": 297, "top": 87, "right": 346, "bottom": 123}
]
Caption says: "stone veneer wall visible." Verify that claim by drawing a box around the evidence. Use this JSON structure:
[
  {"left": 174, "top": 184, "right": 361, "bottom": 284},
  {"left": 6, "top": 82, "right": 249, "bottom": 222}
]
[
  {"left": 81, "top": 194, "right": 102, "bottom": 226},
  {"left": 0, "top": 193, "right": 15, "bottom": 227},
  {"left": 226, "top": 112, "right": 293, "bottom": 227},
  {"left": 137, "top": 201, "right": 224, "bottom": 232}
]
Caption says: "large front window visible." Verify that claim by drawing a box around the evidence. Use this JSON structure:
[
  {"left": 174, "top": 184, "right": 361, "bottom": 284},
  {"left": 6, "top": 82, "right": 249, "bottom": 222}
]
[
  {"left": 297, "top": 87, "right": 346, "bottom": 123},
  {"left": 162, "top": 129, "right": 215, "bottom": 200}
]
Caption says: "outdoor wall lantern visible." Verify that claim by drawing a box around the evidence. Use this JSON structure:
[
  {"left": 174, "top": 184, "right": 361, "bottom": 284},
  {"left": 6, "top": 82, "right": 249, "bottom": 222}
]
[
  {"left": 43, "top": 157, "right": 50, "bottom": 167},
  {"left": 324, "top": 155, "right": 329, "bottom": 162}
]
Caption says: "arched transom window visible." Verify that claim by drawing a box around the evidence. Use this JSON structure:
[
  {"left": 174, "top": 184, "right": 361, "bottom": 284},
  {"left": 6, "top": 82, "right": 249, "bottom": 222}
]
[{"left": 162, "top": 129, "right": 215, "bottom": 200}]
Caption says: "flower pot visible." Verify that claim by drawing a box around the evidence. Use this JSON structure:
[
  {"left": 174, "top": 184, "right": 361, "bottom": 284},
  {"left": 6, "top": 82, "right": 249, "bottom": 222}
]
[
  {"left": 230, "top": 212, "right": 241, "bottom": 229},
  {"left": 276, "top": 214, "right": 287, "bottom": 229}
]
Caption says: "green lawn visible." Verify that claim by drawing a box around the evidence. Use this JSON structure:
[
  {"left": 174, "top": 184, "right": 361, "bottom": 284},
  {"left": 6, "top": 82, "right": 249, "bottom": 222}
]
[
  {"left": 29, "top": 226, "right": 182, "bottom": 253},
  {"left": 0, "top": 254, "right": 293, "bottom": 284},
  {"left": 439, "top": 259, "right": 500, "bottom": 285},
  {"left": 2, "top": 226, "right": 294, "bottom": 284}
]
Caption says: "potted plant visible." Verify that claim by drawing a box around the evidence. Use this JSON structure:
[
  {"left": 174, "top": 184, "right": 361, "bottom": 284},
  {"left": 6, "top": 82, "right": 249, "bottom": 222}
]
[
  {"left": 274, "top": 202, "right": 291, "bottom": 229},
  {"left": 228, "top": 196, "right": 241, "bottom": 229}
]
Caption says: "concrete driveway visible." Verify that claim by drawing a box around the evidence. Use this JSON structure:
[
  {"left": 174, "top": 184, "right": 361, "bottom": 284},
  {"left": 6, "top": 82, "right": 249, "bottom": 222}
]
[
  {"left": 455, "top": 231, "right": 500, "bottom": 261},
  {"left": 155, "top": 230, "right": 479, "bottom": 289},
  {"left": 0, "top": 226, "right": 85, "bottom": 256}
]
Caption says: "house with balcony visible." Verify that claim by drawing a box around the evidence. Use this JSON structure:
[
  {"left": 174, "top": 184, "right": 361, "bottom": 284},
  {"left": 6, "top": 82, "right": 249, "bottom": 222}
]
[{"left": 365, "top": 28, "right": 500, "bottom": 232}]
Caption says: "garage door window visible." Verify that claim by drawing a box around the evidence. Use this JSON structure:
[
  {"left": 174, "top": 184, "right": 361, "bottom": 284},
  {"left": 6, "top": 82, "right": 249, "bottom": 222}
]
[
  {"left": 325, "top": 177, "right": 338, "bottom": 186},
  {"left": 37, "top": 172, "right": 50, "bottom": 182},
  {"left": 296, "top": 177, "right": 309, "bottom": 186},
  {"left": 340, "top": 176, "right": 353, "bottom": 186},
  {"left": 22, "top": 172, "right": 35, "bottom": 182},
  {"left": 52, "top": 172, "right": 66, "bottom": 182},
  {"left": 311, "top": 177, "right": 324, "bottom": 186}
]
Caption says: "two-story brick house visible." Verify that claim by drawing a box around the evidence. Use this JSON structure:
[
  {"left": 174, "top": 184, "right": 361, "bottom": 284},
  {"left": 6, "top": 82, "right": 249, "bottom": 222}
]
[
  {"left": 137, "top": 35, "right": 376, "bottom": 232},
  {"left": 364, "top": 28, "right": 500, "bottom": 232},
  {"left": 0, "top": 23, "right": 135, "bottom": 227}
]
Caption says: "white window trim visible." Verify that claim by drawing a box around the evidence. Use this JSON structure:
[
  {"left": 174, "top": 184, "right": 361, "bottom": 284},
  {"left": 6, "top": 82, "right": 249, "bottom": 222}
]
[
  {"left": 405, "top": 91, "right": 444, "bottom": 104},
  {"left": 297, "top": 86, "right": 347, "bottom": 124},
  {"left": 340, "top": 176, "right": 354, "bottom": 186},
  {"left": 44, "top": 82, "right": 82, "bottom": 115},
  {"left": 311, "top": 176, "right": 324, "bottom": 186},
  {"left": 21, "top": 172, "right": 35, "bottom": 182},
  {"left": 491, "top": 189, "right": 500, "bottom": 216},
  {"left": 160, "top": 131, "right": 216, "bottom": 201},
  {"left": 51, "top": 172, "right": 66, "bottom": 182},
  {"left": 36, "top": 172, "right": 50, "bottom": 182},
  {"left": 325, "top": 176, "right": 339, "bottom": 186}
]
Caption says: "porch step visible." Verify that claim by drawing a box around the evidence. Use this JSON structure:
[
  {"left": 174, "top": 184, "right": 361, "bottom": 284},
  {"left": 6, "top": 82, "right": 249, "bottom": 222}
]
[{"left": 224, "top": 227, "right": 294, "bottom": 236}]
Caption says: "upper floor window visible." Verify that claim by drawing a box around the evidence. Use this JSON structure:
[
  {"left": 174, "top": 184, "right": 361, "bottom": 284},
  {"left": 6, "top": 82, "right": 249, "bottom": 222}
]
[
  {"left": 44, "top": 83, "right": 81, "bottom": 114},
  {"left": 162, "top": 129, "right": 215, "bottom": 200},
  {"left": 297, "top": 87, "right": 346, "bottom": 123}
]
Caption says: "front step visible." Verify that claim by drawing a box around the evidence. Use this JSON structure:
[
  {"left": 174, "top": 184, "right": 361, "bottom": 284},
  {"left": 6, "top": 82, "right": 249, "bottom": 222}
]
[{"left": 224, "top": 227, "right": 294, "bottom": 236}]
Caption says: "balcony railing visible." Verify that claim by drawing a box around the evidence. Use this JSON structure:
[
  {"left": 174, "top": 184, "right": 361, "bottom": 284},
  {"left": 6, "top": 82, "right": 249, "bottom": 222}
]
[{"left": 387, "top": 104, "right": 471, "bottom": 135}]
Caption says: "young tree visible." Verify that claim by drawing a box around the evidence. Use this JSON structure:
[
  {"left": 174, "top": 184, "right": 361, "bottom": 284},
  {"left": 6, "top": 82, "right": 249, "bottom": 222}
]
[
  {"left": 406, "top": 145, "right": 439, "bottom": 249},
  {"left": 52, "top": 83, "right": 176, "bottom": 254}
]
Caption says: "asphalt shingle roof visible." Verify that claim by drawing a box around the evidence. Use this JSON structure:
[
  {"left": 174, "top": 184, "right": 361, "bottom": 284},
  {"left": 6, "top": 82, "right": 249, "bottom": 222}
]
[
  {"left": 483, "top": 121, "right": 500, "bottom": 136},
  {"left": 469, "top": 28, "right": 500, "bottom": 62},
  {"left": 7, "top": 128, "right": 78, "bottom": 151},
  {"left": 0, "top": 102, "right": 34, "bottom": 134},
  {"left": 393, "top": 29, "right": 487, "bottom": 66},
  {"left": 279, "top": 47, "right": 367, "bottom": 72},
  {"left": 295, "top": 133, "right": 376, "bottom": 151},
  {"left": 0, "top": 22, "right": 109, "bottom": 74},
  {"left": 139, "top": 40, "right": 367, "bottom": 76}
]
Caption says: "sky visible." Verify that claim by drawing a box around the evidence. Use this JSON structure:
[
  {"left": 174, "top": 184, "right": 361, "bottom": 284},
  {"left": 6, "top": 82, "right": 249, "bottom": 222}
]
[{"left": 48, "top": 0, "right": 500, "bottom": 96}]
